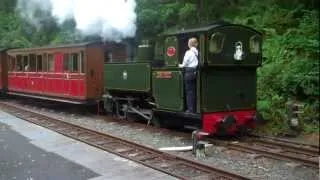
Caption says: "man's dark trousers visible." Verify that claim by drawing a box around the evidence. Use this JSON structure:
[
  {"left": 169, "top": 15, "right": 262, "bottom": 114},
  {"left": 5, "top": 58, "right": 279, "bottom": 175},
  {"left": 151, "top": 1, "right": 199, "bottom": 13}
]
[{"left": 184, "top": 68, "right": 196, "bottom": 113}]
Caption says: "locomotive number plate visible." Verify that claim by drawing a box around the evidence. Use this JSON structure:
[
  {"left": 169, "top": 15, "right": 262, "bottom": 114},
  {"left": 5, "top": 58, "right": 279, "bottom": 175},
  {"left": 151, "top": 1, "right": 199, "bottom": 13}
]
[{"left": 156, "top": 71, "right": 172, "bottom": 79}]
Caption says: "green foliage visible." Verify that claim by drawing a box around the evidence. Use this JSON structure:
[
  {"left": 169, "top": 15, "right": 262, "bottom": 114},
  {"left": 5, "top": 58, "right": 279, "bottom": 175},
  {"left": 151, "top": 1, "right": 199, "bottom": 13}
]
[
  {"left": 178, "top": 3, "right": 197, "bottom": 26},
  {"left": 136, "top": 0, "right": 185, "bottom": 37},
  {"left": 301, "top": 102, "right": 319, "bottom": 133},
  {"left": 256, "top": 95, "right": 291, "bottom": 135},
  {"left": 246, "top": 3, "right": 319, "bottom": 135},
  {"left": 0, "top": 0, "right": 16, "bottom": 13},
  {"left": 0, "top": 12, "right": 31, "bottom": 48}
]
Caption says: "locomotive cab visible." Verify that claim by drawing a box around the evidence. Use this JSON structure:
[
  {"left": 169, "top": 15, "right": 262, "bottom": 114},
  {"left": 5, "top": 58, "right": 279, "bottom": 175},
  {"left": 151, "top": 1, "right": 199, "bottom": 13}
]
[
  {"left": 154, "top": 22, "right": 264, "bottom": 135},
  {"left": 201, "top": 24, "right": 263, "bottom": 135}
]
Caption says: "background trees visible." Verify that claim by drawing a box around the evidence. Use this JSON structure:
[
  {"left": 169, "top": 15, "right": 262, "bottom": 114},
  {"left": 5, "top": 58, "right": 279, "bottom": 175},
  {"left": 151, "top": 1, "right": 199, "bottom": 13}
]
[{"left": 0, "top": 0, "right": 318, "bottom": 134}]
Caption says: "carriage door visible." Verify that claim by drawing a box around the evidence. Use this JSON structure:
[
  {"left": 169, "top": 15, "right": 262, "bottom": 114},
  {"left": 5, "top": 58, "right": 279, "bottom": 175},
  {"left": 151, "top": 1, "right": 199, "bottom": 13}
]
[{"left": 63, "top": 52, "right": 81, "bottom": 97}]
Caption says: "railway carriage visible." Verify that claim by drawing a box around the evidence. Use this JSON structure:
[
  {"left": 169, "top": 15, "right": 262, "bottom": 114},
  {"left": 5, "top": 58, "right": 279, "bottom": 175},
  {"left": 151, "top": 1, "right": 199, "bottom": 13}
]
[{"left": 5, "top": 42, "right": 127, "bottom": 104}]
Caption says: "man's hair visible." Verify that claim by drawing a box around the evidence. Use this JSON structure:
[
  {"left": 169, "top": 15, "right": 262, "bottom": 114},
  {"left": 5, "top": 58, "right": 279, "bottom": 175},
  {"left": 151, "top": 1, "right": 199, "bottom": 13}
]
[{"left": 188, "top": 37, "right": 198, "bottom": 47}]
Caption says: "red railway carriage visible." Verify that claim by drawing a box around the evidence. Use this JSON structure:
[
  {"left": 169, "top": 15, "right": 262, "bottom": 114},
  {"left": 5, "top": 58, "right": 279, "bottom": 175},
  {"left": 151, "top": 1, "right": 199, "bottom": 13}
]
[
  {"left": 0, "top": 49, "right": 8, "bottom": 94},
  {"left": 5, "top": 41, "right": 127, "bottom": 104}
]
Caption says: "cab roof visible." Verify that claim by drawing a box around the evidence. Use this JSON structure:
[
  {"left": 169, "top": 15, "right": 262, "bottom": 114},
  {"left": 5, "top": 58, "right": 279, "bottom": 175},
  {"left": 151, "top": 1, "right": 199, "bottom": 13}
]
[{"left": 162, "top": 21, "right": 261, "bottom": 36}]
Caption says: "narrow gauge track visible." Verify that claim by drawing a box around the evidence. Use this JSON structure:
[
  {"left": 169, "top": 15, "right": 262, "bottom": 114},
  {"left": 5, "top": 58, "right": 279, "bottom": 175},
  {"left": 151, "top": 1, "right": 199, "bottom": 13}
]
[
  {"left": 213, "top": 135, "right": 319, "bottom": 168},
  {"left": 0, "top": 102, "right": 250, "bottom": 180},
  {"left": 249, "top": 134, "right": 319, "bottom": 151}
]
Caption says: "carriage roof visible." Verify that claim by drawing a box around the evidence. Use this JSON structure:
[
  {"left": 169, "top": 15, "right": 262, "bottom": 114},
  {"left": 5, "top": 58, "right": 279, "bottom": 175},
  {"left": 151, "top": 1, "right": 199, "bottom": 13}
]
[{"left": 7, "top": 41, "right": 102, "bottom": 53}]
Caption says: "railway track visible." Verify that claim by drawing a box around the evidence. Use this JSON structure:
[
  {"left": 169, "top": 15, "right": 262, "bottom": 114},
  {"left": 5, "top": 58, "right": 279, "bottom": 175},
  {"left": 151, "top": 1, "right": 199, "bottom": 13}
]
[
  {"left": 216, "top": 135, "right": 319, "bottom": 168},
  {"left": 0, "top": 102, "right": 250, "bottom": 180}
]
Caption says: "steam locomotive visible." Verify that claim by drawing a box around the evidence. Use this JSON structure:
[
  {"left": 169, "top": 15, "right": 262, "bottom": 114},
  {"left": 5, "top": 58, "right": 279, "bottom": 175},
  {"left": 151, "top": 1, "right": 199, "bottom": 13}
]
[{"left": 0, "top": 22, "right": 264, "bottom": 135}]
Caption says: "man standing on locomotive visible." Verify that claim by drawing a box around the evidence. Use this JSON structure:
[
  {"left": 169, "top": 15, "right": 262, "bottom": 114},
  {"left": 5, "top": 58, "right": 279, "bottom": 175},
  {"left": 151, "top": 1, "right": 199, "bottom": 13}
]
[{"left": 179, "top": 37, "right": 199, "bottom": 113}]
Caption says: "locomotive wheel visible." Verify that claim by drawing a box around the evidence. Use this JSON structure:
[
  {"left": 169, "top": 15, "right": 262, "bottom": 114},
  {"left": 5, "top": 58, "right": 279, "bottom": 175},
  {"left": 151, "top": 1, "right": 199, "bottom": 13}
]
[
  {"left": 103, "top": 98, "right": 114, "bottom": 114},
  {"left": 115, "top": 101, "right": 128, "bottom": 120}
]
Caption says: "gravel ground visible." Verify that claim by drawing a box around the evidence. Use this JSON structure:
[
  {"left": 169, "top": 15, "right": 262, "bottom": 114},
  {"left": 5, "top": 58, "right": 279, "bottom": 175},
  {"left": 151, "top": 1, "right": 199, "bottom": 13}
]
[{"left": 3, "top": 100, "right": 319, "bottom": 180}]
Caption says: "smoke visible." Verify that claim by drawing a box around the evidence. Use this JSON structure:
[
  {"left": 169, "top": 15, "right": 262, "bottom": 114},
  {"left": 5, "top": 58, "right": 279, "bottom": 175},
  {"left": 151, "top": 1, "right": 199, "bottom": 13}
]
[{"left": 16, "top": 0, "right": 137, "bottom": 41}]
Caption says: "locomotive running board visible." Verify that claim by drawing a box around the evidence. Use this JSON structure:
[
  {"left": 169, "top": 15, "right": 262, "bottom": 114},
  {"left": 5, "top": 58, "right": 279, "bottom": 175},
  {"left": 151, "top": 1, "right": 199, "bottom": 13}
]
[{"left": 154, "top": 109, "right": 201, "bottom": 119}]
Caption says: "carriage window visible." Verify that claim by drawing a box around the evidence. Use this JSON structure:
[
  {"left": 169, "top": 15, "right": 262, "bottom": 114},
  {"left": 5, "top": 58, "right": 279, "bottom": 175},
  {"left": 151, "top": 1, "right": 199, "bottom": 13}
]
[
  {"left": 209, "top": 32, "right": 225, "bottom": 53},
  {"left": 71, "top": 53, "right": 79, "bottom": 72},
  {"left": 63, "top": 54, "right": 69, "bottom": 72},
  {"left": 48, "top": 54, "right": 54, "bottom": 72},
  {"left": 29, "top": 54, "right": 36, "bottom": 72},
  {"left": 249, "top": 35, "right": 261, "bottom": 53},
  {"left": 36, "top": 55, "right": 43, "bottom": 72},
  {"left": 16, "top": 55, "right": 23, "bottom": 71},
  {"left": 104, "top": 51, "right": 113, "bottom": 63},
  {"left": 23, "top": 55, "right": 29, "bottom": 71},
  {"left": 42, "top": 54, "right": 48, "bottom": 72},
  {"left": 8, "top": 56, "right": 16, "bottom": 71},
  {"left": 63, "top": 53, "right": 79, "bottom": 73},
  {"left": 80, "top": 51, "right": 84, "bottom": 73}
]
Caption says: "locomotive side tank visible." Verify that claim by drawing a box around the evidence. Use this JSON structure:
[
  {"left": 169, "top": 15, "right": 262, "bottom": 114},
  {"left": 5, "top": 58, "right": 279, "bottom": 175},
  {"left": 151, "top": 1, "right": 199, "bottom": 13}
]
[{"left": 103, "top": 40, "right": 154, "bottom": 120}]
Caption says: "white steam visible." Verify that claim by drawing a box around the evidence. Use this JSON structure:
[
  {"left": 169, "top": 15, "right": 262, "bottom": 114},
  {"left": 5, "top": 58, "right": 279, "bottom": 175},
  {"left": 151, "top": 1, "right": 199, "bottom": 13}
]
[{"left": 16, "top": 0, "right": 137, "bottom": 41}]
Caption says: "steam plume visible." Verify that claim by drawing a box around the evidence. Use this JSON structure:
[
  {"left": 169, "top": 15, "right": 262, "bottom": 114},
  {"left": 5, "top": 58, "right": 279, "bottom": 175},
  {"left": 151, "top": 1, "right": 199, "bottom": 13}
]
[{"left": 16, "top": 0, "right": 137, "bottom": 41}]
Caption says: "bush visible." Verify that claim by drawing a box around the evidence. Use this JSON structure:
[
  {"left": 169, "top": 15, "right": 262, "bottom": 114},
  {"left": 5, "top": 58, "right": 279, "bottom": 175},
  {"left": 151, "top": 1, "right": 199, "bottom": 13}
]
[{"left": 250, "top": 5, "right": 319, "bottom": 135}]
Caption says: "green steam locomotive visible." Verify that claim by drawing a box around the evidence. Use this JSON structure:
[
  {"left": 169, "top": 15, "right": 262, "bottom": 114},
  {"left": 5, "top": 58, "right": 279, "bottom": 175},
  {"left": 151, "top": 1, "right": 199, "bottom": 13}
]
[{"left": 102, "top": 21, "right": 264, "bottom": 135}]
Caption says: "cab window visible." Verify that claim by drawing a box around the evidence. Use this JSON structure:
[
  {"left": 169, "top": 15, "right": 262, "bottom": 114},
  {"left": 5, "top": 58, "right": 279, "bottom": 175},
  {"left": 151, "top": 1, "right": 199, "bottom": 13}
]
[
  {"left": 249, "top": 35, "right": 261, "bottom": 53},
  {"left": 209, "top": 32, "right": 225, "bottom": 53}
]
